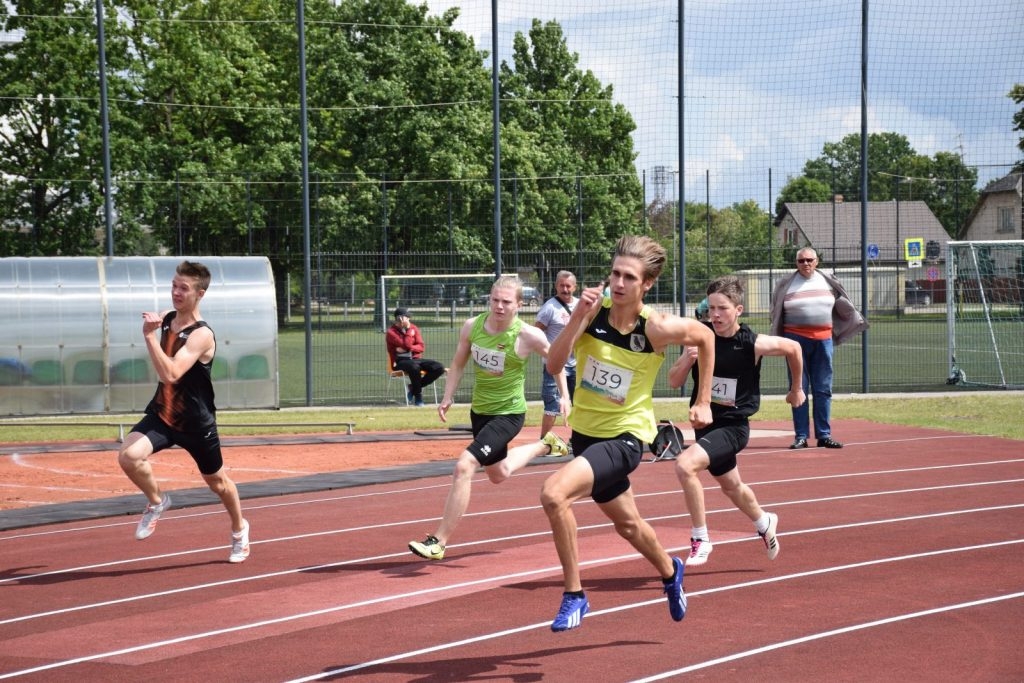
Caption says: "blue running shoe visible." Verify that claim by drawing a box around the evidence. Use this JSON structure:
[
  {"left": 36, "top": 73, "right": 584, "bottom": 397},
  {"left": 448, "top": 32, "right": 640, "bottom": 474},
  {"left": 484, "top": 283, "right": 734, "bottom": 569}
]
[
  {"left": 664, "top": 556, "right": 687, "bottom": 621},
  {"left": 551, "top": 592, "right": 589, "bottom": 632}
]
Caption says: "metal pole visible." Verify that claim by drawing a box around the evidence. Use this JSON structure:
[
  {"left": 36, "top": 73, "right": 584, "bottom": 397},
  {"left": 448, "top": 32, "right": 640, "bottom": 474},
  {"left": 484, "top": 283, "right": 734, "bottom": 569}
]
[
  {"left": 491, "top": 0, "right": 502, "bottom": 277},
  {"left": 95, "top": 0, "right": 114, "bottom": 256},
  {"left": 859, "top": 0, "right": 869, "bottom": 393},
  {"left": 297, "top": 0, "right": 313, "bottom": 405},
  {"left": 677, "top": 0, "right": 686, "bottom": 316}
]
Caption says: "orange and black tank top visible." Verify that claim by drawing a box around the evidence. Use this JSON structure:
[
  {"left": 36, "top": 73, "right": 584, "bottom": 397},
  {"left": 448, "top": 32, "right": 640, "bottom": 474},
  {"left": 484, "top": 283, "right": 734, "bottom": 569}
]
[{"left": 145, "top": 311, "right": 217, "bottom": 431}]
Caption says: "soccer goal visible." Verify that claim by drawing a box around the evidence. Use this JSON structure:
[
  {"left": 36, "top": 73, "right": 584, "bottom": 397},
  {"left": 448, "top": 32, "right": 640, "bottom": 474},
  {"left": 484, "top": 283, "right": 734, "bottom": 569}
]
[
  {"left": 379, "top": 273, "right": 499, "bottom": 331},
  {"left": 946, "top": 240, "right": 1024, "bottom": 389}
]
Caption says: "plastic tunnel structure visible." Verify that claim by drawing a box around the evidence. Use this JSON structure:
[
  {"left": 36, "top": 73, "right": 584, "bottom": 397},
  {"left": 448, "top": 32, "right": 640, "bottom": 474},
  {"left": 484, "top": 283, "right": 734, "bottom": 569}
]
[{"left": 0, "top": 257, "right": 278, "bottom": 416}]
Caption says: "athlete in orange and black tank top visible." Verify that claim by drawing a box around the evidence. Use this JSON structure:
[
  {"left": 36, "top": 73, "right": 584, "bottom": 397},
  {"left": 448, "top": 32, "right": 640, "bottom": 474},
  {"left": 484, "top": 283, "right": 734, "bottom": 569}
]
[{"left": 146, "top": 311, "right": 217, "bottom": 432}]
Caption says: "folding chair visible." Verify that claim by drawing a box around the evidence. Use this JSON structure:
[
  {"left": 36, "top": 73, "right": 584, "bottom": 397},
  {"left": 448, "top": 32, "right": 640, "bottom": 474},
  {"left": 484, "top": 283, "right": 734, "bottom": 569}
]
[{"left": 386, "top": 351, "right": 445, "bottom": 405}]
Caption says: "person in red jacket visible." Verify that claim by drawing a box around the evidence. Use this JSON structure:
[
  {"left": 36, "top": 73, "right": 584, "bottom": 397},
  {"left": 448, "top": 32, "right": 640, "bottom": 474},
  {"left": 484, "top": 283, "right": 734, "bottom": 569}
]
[{"left": 386, "top": 307, "right": 446, "bottom": 406}]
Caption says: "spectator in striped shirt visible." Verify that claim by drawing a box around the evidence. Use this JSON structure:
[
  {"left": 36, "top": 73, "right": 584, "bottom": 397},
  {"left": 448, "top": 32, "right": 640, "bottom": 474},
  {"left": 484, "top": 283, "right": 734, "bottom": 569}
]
[{"left": 769, "top": 248, "right": 867, "bottom": 450}]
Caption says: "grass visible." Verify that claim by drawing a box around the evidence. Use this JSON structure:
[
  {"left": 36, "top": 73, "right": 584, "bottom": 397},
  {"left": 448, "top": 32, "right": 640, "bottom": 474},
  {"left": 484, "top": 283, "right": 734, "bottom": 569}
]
[
  {"left": 1, "top": 392, "right": 1021, "bottom": 444},
  {"left": 275, "top": 313, "right": 1023, "bottom": 407}
]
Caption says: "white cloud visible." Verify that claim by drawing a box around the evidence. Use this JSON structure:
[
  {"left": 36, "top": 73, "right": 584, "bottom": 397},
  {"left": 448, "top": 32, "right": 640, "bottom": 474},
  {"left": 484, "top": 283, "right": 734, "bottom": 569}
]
[{"left": 425, "top": 1, "right": 1024, "bottom": 206}]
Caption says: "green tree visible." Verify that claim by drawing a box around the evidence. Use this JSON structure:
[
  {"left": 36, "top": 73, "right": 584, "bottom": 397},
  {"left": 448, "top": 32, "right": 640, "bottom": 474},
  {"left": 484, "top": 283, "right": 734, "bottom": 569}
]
[
  {"left": 774, "top": 176, "right": 831, "bottom": 217},
  {"left": 119, "top": 0, "right": 301, "bottom": 256},
  {"left": 0, "top": 1, "right": 137, "bottom": 255},
  {"left": 316, "top": 0, "right": 495, "bottom": 261},
  {"left": 499, "top": 19, "right": 642, "bottom": 259},
  {"left": 790, "top": 132, "right": 977, "bottom": 237},
  {"left": 1010, "top": 83, "right": 1024, "bottom": 172},
  {"left": 681, "top": 199, "right": 783, "bottom": 287}
]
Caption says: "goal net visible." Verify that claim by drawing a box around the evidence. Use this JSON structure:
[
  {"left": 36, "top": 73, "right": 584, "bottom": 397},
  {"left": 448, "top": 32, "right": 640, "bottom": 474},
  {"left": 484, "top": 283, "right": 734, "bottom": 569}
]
[
  {"left": 946, "top": 241, "right": 1024, "bottom": 389},
  {"left": 379, "top": 273, "right": 499, "bottom": 331}
]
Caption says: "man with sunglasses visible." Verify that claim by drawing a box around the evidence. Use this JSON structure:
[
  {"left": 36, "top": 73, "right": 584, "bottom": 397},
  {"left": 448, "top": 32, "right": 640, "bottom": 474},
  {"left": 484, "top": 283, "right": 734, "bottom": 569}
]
[{"left": 770, "top": 248, "right": 867, "bottom": 450}]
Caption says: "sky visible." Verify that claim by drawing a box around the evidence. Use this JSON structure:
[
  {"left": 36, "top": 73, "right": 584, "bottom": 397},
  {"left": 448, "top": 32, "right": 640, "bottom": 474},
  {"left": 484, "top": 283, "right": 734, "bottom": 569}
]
[{"left": 424, "top": 0, "right": 1024, "bottom": 207}]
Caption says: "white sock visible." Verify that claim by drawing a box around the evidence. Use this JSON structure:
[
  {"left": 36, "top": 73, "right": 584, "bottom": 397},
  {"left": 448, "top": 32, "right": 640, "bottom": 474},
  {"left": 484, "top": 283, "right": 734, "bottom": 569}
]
[
  {"left": 691, "top": 526, "right": 709, "bottom": 542},
  {"left": 754, "top": 514, "right": 770, "bottom": 534}
]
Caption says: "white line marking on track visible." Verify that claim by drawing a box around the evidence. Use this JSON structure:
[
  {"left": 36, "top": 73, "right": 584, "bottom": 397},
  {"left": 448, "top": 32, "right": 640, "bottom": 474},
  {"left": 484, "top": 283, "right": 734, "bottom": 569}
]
[
  {"left": 282, "top": 539, "right": 1024, "bottom": 682},
  {"left": 2, "top": 500, "right": 1022, "bottom": 629},
  {"left": 4, "top": 456, "right": 1021, "bottom": 543},
  {"left": 3, "top": 537, "right": 1021, "bottom": 681},
  {"left": 628, "top": 591, "right": 1024, "bottom": 681}
]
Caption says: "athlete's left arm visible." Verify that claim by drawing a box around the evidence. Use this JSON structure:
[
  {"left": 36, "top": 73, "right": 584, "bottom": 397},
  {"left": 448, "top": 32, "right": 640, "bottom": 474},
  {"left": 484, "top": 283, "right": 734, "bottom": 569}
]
[
  {"left": 145, "top": 321, "right": 214, "bottom": 385},
  {"left": 754, "top": 334, "right": 806, "bottom": 408}
]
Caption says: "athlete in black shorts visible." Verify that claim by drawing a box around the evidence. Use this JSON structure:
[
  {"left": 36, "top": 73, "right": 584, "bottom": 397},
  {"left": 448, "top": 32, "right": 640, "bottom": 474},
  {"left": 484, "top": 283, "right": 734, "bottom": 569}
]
[
  {"left": 117, "top": 261, "right": 250, "bottom": 563},
  {"left": 669, "top": 275, "right": 805, "bottom": 568}
]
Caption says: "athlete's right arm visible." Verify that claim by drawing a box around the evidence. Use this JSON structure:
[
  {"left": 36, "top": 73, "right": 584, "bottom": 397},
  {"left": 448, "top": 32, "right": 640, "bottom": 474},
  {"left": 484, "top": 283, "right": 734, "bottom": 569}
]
[{"left": 547, "top": 282, "right": 602, "bottom": 376}]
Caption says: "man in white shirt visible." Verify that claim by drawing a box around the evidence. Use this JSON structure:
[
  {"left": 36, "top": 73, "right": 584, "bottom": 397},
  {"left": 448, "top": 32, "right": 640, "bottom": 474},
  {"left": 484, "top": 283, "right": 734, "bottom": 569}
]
[{"left": 535, "top": 270, "right": 578, "bottom": 439}]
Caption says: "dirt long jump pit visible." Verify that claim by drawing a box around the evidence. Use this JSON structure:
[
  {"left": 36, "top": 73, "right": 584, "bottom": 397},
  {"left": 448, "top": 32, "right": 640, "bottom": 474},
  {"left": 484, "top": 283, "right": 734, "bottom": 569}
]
[{"left": 0, "top": 424, "right": 793, "bottom": 529}]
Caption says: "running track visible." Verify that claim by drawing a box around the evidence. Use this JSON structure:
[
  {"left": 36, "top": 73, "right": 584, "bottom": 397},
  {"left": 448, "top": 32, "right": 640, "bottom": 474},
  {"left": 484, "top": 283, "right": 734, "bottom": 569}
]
[{"left": 2, "top": 420, "right": 1023, "bottom": 682}]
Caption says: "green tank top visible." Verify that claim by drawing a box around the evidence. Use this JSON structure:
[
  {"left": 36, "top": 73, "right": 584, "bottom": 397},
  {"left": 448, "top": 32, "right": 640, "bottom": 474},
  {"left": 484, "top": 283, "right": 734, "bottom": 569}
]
[
  {"left": 469, "top": 314, "right": 528, "bottom": 415},
  {"left": 570, "top": 301, "right": 664, "bottom": 443}
]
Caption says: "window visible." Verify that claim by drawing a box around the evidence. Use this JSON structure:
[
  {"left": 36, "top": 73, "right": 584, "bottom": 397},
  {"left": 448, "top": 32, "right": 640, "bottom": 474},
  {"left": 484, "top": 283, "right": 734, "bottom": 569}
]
[{"left": 997, "top": 207, "right": 1015, "bottom": 233}]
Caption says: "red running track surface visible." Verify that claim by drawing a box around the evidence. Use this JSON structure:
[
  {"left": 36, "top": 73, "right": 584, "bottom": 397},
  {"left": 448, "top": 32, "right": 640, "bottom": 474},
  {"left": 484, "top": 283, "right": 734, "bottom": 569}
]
[{"left": 1, "top": 419, "right": 1023, "bottom": 682}]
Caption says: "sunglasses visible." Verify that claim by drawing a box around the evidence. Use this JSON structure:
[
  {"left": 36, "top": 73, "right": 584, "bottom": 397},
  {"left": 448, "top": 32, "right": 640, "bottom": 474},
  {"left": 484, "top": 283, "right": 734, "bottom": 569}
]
[{"left": 797, "top": 258, "right": 816, "bottom": 264}]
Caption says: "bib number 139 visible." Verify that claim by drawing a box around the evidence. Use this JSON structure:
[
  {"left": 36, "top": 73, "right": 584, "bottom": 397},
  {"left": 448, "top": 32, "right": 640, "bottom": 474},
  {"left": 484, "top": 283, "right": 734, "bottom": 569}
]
[{"left": 581, "top": 356, "right": 632, "bottom": 405}]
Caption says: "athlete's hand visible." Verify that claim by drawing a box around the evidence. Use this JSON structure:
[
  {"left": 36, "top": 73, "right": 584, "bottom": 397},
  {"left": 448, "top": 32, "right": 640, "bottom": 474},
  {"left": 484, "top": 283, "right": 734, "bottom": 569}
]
[
  {"left": 141, "top": 311, "right": 162, "bottom": 336},
  {"left": 689, "top": 401, "right": 712, "bottom": 430}
]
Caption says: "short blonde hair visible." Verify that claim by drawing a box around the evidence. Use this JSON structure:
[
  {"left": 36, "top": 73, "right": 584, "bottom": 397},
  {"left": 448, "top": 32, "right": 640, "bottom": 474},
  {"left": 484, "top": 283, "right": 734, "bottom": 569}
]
[{"left": 491, "top": 275, "right": 523, "bottom": 301}]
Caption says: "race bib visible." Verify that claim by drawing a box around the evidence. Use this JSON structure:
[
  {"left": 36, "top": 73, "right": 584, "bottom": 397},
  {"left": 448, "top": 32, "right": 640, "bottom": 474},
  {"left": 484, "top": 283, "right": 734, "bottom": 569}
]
[
  {"left": 710, "top": 375, "right": 738, "bottom": 406},
  {"left": 580, "top": 355, "right": 633, "bottom": 405},
  {"left": 471, "top": 343, "right": 506, "bottom": 376}
]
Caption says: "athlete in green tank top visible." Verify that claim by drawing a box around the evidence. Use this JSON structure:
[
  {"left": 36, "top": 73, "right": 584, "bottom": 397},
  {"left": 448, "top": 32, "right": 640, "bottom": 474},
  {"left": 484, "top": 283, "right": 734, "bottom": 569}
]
[
  {"left": 468, "top": 314, "right": 528, "bottom": 414},
  {"left": 407, "top": 276, "right": 570, "bottom": 562}
]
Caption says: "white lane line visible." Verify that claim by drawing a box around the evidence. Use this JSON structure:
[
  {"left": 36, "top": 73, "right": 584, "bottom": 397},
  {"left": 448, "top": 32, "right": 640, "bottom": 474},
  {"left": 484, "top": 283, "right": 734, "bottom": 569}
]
[
  {"left": 2, "top": 538, "right": 1021, "bottom": 681},
  {"left": 3, "top": 469, "right": 1023, "bottom": 591},
  {"left": 628, "top": 591, "right": 1024, "bottom": 681},
  {"left": 286, "top": 539, "right": 1024, "bottom": 682},
  {"left": 2, "top": 500, "right": 1022, "bottom": 630},
  {"left": 4, "top": 455, "right": 1021, "bottom": 543}
]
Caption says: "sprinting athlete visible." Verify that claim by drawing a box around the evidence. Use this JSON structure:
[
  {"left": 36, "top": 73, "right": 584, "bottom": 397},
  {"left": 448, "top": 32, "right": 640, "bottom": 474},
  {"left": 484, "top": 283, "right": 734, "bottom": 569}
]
[
  {"left": 541, "top": 235, "right": 715, "bottom": 632},
  {"left": 669, "top": 274, "right": 804, "bottom": 567},
  {"left": 408, "top": 275, "right": 570, "bottom": 561},
  {"left": 118, "top": 260, "right": 250, "bottom": 563}
]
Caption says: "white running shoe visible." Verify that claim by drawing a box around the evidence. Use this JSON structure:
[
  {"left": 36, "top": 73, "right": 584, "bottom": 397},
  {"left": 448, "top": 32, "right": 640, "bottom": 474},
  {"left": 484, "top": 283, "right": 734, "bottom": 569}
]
[
  {"left": 685, "top": 538, "right": 713, "bottom": 566},
  {"left": 229, "top": 520, "right": 250, "bottom": 563},
  {"left": 135, "top": 493, "right": 171, "bottom": 540},
  {"left": 760, "top": 512, "right": 780, "bottom": 560}
]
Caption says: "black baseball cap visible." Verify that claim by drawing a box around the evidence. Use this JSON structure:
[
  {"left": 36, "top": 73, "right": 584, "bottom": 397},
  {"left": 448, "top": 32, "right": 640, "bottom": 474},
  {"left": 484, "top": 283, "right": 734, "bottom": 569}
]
[{"left": 394, "top": 307, "right": 409, "bottom": 318}]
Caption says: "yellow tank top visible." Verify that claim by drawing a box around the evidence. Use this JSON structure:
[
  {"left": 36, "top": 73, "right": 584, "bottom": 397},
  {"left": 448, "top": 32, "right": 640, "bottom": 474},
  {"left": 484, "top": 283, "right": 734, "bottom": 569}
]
[{"left": 570, "top": 301, "right": 664, "bottom": 443}]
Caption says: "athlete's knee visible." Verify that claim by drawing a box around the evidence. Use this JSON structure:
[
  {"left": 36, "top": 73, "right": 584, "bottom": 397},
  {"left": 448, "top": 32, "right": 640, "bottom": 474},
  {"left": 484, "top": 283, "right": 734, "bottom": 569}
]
[
  {"left": 719, "top": 479, "right": 747, "bottom": 502},
  {"left": 203, "top": 471, "right": 231, "bottom": 495},
  {"left": 613, "top": 516, "right": 642, "bottom": 541},
  {"left": 118, "top": 437, "right": 148, "bottom": 471},
  {"left": 674, "top": 450, "right": 706, "bottom": 480},
  {"left": 486, "top": 462, "right": 510, "bottom": 484},
  {"left": 540, "top": 478, "right": 570, "bottom": 517},
  {"left": 452, "top": 452, "right": 478, "bottom": 480}
]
